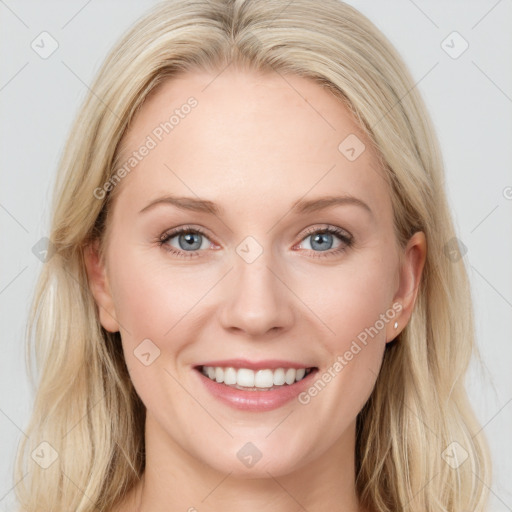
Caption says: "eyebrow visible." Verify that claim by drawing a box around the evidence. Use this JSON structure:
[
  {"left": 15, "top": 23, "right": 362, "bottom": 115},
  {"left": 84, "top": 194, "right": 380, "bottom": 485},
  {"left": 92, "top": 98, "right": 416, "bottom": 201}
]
[{"left": 138, "top": 194, "right": 373, "bottom": 217}]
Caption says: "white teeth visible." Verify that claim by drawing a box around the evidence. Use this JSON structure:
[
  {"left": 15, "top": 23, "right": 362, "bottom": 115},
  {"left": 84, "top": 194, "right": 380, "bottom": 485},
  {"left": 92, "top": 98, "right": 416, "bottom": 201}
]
[
  {"left": 285, "top": 368, "right": 296, "bottom": 385},
  {"left": 273, "top": 368, "right": 285, "bottom": 386},
  {"left": 295, "top": 368, "right": 306, "bottom": 381},
  {"left": 223, "top": 367, "right": 237, "bottom": 385},
  {"left": 200, "top": 365, "right": 311, "bottom": 389},
  {"left": 254, "top": 369, "right": 274, "bottom": 388},
  {"left": 237, "top": 368, "right": 255, "bottom": 387}
]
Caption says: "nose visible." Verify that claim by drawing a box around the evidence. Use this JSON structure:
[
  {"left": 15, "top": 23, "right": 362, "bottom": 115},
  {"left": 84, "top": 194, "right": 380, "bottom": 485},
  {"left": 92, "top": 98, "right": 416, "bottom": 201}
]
[{"left": 218, "top": 248, "right": 296, "bottom": 338}]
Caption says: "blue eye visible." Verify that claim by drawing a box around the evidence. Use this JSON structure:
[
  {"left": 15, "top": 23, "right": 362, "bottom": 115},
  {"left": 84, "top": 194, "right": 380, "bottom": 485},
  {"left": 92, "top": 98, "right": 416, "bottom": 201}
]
[
  {"left": 297, "top": 226, "right": 353, "bottom": 258},
  {"left": 158, "top": 226, "right": 212, "bottom": 258},
  {"left": 170, "top": 231, "right": 206, "bottom": 251},
  {"left": 304, "top": 231, "right": 339, "bottom": 251},
  {"left": 158, "top": 225, "right": 353, "bottom": 259}
]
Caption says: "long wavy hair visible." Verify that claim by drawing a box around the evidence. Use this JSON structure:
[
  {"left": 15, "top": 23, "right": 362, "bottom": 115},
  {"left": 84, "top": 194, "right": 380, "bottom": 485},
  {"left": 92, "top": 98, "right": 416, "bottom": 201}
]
[{"left": 14, "top": 0, "right": 491, "bottom": 510}]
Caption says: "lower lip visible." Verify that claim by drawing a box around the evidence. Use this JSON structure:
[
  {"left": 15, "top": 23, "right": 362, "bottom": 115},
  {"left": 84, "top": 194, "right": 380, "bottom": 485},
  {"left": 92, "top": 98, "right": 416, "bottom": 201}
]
[{"left": 194, "top": 368, "right": 318, "bottom": 412}]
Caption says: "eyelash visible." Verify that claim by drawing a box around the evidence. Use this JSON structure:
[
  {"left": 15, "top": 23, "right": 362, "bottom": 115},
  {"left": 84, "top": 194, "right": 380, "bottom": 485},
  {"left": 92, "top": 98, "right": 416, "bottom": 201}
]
[{"left": 157, "top": 224, "right": 353, "bottom": 259}]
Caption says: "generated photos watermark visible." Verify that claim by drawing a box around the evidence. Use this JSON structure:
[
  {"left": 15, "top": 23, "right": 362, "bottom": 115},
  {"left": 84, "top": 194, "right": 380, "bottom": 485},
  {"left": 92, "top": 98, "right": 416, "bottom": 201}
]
[
  {"left": 298, "top": 301, "right": 403, "bottom": 405},
  {"left": 93, "top": 96, "right": 198, "bottom": 200}
]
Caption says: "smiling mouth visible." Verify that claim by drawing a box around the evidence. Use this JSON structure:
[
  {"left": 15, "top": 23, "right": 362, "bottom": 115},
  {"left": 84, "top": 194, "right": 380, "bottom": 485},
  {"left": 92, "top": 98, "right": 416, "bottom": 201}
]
[{"left": 195, "top": 365, "right": 318, "bottom": 391}]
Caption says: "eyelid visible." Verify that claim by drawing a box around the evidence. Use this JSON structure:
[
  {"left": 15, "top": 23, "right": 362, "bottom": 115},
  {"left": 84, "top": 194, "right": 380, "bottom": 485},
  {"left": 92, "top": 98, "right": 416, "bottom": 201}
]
[
  {"left": 299, "top": 224, "right": 353, "bottom": 242},
  {"left": 158, "top": 224, "right": 212, "bottom": 243}
]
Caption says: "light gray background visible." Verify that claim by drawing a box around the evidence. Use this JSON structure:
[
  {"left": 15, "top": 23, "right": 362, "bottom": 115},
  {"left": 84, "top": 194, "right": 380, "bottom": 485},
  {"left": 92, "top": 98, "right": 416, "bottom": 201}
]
[{"left": 1, "top": 1, "right": 511, "bottom": 510}]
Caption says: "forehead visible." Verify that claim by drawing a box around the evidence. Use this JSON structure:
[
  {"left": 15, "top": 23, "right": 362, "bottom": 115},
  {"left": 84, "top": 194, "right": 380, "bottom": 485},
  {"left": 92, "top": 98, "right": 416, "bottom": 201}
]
[{"left": 112, "top": 68, "right": 390, "bottom": 220}]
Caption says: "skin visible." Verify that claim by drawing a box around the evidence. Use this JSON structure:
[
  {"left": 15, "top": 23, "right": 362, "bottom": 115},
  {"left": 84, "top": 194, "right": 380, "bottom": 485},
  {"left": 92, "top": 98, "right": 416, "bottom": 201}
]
[{"left": 84, "top": 67, "right": 426, "bottom": 512}]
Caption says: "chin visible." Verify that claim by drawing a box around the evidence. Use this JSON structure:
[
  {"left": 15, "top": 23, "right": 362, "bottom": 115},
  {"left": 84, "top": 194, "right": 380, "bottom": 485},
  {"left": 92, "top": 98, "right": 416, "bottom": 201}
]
[{"left": 197, "top": 439, "right": 312, "bottom": 479}]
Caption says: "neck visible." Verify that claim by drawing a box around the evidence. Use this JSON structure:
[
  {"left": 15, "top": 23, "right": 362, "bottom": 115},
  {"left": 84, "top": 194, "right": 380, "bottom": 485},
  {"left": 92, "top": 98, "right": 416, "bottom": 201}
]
[{"left": 115, "top": 413, "right": 363, "bottom": 512}]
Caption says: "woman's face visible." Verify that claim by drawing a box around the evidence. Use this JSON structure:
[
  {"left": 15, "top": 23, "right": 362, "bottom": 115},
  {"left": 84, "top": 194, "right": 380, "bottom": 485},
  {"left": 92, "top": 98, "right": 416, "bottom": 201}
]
[{"left": 86, "top": 68, "right": 424, "bottom": 478}]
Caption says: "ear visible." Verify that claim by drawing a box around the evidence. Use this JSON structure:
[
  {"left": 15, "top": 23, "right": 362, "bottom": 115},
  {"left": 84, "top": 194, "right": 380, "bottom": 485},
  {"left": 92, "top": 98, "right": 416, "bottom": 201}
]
[
  {"left": 83, "top": 239, "right": 120, "bottom": 333},
  {"left": 386, "top": 231, "right": 427, "bottom": 342}
]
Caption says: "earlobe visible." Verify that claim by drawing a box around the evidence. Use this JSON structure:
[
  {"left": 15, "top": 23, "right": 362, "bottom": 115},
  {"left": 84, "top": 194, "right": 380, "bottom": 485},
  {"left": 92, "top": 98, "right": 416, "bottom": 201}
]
[
  {"left": 387, "top": 231, "right": 427, "bottom": 342},
  {"left": 83, "top": 240, "right": 120, "bottom": 333}
]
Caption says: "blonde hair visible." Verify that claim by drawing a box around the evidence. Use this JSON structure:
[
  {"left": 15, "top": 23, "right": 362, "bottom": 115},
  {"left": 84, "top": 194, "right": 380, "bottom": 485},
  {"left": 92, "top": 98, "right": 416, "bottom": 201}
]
[{"left": 14, "top": 0, "right": 491, "bottom": 510}]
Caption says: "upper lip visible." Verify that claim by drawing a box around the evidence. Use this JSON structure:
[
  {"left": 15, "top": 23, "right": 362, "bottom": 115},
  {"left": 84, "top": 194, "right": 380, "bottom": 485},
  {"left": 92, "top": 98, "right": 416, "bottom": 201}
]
[{"left": 194, "top": 358, "right": 316, "bottom": 371}]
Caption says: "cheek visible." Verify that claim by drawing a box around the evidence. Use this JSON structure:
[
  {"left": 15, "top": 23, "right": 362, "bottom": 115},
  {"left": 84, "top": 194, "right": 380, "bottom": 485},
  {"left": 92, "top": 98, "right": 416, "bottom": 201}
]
[
  {"left": 303, "top": 253, "right": 396, "bottom": 348},
  {"left": 112, "top": 266, "right": 169, "bottom": 340},
  {"left": 295, "top": 251, "right": 397, "bottom": 414},
  {"left": 109, "top": 246, "right": 206, "bottom": 339},
  {"left": 107, "top": 248, "right": 197, "bottom": 406},
  {"left": 107, "top": 246, "right": 220, "bottom": 389}
]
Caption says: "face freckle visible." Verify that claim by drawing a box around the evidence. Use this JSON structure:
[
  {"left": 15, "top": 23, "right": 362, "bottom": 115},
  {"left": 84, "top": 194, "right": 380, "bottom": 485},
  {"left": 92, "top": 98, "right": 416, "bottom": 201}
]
[{"left": 93, "top": 67, "right": 407, "bottom": 481}]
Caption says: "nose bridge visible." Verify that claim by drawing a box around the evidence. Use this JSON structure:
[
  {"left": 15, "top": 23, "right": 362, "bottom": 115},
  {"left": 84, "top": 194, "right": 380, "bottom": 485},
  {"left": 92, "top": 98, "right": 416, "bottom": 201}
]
[{"left": 218, "top": 235, "right": 294, "bottom": 336}]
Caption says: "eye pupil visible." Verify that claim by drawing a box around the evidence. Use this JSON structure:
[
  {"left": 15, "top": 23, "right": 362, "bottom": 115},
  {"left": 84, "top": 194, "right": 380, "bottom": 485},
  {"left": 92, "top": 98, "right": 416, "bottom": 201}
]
[
  {"left": 180, "top": 232, "right": 201, "bottom": 250},
  {"left": 311, "top": 232, "right": 333, "bottom": 251}
]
